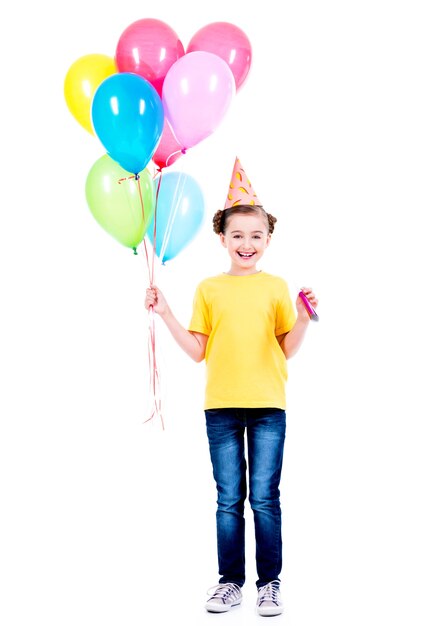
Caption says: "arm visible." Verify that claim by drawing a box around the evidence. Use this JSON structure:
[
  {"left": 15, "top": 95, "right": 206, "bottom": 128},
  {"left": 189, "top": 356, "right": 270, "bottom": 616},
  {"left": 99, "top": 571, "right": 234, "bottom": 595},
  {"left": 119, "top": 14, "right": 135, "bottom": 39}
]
[
  {"left": 145, "top": 286, "right": 208, "bottom": 363},
  {"left": 277, "top": 287, "right": 318, "bottom": 359},
  {"left": 277, "top": 318, "right": 310, "bottom": 359}
]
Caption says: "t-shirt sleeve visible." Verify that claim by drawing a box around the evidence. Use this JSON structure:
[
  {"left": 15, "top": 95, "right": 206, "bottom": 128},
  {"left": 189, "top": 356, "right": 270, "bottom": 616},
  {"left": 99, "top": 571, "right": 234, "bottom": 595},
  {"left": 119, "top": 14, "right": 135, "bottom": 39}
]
[
  {"left": 188, "top": 283, "right": 211, "bottom": 336},
  {"left": 275, "top": 280, "right": 297, "bottom": 336}
]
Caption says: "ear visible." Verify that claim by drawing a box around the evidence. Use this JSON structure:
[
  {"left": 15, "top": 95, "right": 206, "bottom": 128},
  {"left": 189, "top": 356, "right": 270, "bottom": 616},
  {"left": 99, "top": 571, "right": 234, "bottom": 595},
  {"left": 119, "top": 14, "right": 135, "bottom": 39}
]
[
  {"left": 219, "top": 232, "right": 227, "bottom": 248},
  {"left": 266, "top": 234, "right": 271, "bottom": 247}
]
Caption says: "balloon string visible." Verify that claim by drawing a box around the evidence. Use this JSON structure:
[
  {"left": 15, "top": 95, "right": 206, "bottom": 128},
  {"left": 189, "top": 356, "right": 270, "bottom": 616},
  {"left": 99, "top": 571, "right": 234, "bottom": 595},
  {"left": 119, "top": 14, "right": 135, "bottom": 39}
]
[
  {"left": 152, "top": 169, "right": 163, "bottom": 283},
  {"left": 158, "top": 160, "right": 185, "bottom": 264},
  {"left": 143, "top": 309, "right": 164, "bottom": 429},
  {"left": 165, "top": 147, "right": 186, "bottom": 168},
  {"left": 118, "top": 175, "right": 136, "bottom": 185},
  {"left": 136, "top": 173, "right": 164, "bottom": 429},
  {"left": 135, "top": 174, "right": 151, "bottom": 277}
]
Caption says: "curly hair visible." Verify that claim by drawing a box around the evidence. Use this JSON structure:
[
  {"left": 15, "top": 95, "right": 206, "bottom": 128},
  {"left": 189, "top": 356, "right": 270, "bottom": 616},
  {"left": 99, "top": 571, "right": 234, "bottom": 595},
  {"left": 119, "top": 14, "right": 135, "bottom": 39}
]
[{"left": 212, "top": 205, "right": 277, "bottom": 235}]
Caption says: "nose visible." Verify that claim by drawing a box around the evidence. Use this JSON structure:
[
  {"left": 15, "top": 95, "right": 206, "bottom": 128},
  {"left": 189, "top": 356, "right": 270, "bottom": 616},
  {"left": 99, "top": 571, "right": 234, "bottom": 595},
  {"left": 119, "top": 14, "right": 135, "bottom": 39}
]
[{"left": 240, "top": 239, "right": 255, "bottom": 249}]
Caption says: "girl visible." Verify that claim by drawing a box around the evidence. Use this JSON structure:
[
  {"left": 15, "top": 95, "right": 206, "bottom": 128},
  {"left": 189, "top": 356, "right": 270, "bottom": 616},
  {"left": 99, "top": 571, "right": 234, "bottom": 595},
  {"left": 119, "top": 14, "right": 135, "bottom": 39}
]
[{"left": 145, "top": 158, "right": 318, "bottom": 617}]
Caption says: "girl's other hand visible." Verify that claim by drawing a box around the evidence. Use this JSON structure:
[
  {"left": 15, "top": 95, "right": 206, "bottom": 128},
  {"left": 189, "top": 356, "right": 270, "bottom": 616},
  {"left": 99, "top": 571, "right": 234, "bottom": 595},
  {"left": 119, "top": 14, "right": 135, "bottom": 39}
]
[
  {"left": 145, "top": 286, "right": 169, "bottom": 316},
  {"left": 296, "top": 287, "right": 318, "bottom": 321}
]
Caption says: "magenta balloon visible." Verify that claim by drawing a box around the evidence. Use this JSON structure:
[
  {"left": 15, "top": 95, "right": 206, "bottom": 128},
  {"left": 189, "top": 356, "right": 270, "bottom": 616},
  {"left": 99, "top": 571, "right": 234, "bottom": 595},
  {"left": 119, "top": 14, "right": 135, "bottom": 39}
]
[
  {"left": 187, "top": 22, "right": 252, "bottom": 90},
  {"left": 162, "top": 51, "right": 235, "bottom": 150},
  {"left": 115, "top": 18, "right": 185, "bottom": 96}
]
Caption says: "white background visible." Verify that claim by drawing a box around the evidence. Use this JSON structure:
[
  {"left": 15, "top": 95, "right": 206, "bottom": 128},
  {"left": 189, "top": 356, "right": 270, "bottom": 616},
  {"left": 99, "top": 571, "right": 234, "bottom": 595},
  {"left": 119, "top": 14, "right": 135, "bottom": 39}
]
[{"left": 1, "top": 1, "right": 443, "bottom": 624}]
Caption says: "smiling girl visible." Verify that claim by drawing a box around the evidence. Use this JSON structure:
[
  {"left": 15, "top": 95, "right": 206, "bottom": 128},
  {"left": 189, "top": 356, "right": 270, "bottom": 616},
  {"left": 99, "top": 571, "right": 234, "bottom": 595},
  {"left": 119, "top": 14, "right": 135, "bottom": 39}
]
[{"left": 145, "top": 158, "right": 318, "bottom": 616}]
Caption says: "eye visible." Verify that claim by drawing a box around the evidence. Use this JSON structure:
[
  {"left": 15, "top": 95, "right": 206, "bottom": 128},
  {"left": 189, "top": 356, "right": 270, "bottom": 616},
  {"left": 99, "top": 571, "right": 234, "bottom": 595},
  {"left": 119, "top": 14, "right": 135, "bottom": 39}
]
[
  {"left": 253, "top": 235, "right": 262, "bottom": 239},
  {"left": 233, "top": 234, "right": 241, "bottom": 239}
]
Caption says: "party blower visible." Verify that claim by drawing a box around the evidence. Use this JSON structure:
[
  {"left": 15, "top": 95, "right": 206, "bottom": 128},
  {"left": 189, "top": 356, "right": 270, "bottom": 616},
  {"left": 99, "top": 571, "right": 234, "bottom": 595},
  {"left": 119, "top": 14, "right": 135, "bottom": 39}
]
[{"left": 298, "top": 290, "right": 319, "bottom": 322}]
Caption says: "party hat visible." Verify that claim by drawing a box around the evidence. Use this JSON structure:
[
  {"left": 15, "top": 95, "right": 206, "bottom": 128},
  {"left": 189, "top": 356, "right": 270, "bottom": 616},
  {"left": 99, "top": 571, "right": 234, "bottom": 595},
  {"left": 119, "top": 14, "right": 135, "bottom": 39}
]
[{"left": 224, "top": 157, "right": 262, "bottom": 209}]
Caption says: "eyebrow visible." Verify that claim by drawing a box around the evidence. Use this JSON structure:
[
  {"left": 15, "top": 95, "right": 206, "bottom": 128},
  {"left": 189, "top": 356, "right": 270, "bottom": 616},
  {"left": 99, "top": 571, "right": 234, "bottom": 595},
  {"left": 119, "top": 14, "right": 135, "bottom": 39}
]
[{"left": 230, "top": 229, "right": 265, "bottom": 234}]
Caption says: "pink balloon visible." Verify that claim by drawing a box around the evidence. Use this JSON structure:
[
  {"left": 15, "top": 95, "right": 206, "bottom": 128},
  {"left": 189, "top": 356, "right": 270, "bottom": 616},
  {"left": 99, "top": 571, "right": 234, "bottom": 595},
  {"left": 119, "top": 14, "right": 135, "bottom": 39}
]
[
  {"left": 162, "top": 51, "right": 235, "bottom": 150},
  {"left": 152, "top": 120, "right": 184, "bottom": 170},
  {"left": 187, "top": 22, "right": 252, "bottom": 91},
  {"left": 115, "top": 19, "right": 185, "bottom": 96}
]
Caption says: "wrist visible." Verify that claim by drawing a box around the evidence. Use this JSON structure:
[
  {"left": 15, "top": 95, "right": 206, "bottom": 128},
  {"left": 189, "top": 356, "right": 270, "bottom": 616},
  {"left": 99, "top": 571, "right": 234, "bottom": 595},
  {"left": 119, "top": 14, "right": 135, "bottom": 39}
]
[
  {"left": 296, "top": 313, "right": 310, "bottom": 327},
  {"left": 159, "top": 305, "right": 172, "bottom": 320}
]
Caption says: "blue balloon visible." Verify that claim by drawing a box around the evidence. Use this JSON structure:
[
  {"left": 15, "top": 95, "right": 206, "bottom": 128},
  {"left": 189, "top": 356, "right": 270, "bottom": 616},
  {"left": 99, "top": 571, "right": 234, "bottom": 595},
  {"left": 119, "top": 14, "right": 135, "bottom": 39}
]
[
  {"left": 91, "top": 73, "right": 164, "bottom": 174},
  {"left": 147, "top": 172, "right": 205, "bottom": 262}
]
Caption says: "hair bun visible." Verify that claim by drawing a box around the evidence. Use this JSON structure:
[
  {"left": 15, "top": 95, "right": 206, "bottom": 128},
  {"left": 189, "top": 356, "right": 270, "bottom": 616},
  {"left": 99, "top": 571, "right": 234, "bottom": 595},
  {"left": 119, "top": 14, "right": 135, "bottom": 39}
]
[{"left": 212, "top": 209, "right": 225, "bottom": 234}]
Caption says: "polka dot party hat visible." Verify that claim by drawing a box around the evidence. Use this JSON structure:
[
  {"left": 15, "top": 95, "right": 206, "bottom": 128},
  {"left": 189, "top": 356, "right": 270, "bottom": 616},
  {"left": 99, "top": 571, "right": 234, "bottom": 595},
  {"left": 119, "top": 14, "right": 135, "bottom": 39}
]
[{"left": 224, "top": 157, "right": 262, "bottom": 209}]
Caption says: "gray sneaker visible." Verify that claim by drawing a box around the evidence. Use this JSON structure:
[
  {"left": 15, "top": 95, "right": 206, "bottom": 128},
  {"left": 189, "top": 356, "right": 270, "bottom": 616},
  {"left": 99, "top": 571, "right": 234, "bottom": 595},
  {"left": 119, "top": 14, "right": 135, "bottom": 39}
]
[
  {"left": 256, "top": 580, "right": 284, "bottom": 616},
  {"left": 205, "top": 582, "right": 243, "bottom": 612}
]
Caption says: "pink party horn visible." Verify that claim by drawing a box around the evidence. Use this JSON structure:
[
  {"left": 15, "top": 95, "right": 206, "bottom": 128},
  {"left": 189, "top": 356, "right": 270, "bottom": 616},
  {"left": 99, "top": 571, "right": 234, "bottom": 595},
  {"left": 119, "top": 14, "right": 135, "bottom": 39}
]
[{"left": 298, "top": 290, "right": 319, "bottom": 322}]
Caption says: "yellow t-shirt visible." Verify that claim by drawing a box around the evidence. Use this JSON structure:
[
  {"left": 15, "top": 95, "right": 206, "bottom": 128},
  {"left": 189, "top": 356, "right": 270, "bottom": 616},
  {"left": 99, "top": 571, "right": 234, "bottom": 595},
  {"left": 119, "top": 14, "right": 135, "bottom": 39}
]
[{"left": 188, "top": 272, "right": 297, "bottom": 410}]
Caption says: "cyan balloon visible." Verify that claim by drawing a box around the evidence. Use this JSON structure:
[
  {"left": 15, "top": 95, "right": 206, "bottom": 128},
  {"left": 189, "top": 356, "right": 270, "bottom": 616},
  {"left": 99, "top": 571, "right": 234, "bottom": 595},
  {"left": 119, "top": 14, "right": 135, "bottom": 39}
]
[
  {"left": 147, "top": 172, "right": 205, "bottom": 262},
  {"left": 91, "top": 72, "right": 164, "bottom": 174}
]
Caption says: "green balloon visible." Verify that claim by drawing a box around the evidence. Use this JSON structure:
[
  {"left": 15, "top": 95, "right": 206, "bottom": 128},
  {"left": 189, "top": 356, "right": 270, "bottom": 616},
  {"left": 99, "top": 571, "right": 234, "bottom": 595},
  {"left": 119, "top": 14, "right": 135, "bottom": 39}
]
[{"left": 85, "top": 154, "right": 155, "bottom": 250}]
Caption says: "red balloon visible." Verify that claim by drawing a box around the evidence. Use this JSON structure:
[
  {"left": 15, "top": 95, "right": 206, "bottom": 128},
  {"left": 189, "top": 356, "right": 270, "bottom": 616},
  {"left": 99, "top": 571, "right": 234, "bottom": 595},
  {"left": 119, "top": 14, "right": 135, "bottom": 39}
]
[
  {"left": 153, "top": 121, "right": 184, "bottom": 170},
  {"left": 187, "top": 22, "right": 252, "bottom": 91},
  {"left": 115, "top": 19, "right": 185, "bottom": 96}
]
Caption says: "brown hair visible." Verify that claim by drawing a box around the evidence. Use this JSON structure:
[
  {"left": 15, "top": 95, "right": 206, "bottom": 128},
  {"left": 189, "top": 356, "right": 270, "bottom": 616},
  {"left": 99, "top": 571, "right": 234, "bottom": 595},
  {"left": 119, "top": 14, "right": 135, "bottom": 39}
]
[{"left": 212, "top": 204, "right": 277, "bottom": 235}]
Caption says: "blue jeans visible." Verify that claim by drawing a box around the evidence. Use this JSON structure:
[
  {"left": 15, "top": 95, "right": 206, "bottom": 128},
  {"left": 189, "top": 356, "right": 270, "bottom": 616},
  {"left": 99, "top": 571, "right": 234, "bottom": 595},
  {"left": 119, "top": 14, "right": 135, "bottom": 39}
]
[{"left": 205, "top": 408, "right": 286, "bottom": 588}]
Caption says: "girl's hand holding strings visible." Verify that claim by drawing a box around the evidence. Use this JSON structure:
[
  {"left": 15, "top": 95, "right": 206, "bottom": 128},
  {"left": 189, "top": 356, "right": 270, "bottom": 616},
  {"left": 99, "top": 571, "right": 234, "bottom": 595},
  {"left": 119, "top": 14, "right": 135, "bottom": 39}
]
[{"left": 145, "top": 286, "right": 169, "bottom": 316}]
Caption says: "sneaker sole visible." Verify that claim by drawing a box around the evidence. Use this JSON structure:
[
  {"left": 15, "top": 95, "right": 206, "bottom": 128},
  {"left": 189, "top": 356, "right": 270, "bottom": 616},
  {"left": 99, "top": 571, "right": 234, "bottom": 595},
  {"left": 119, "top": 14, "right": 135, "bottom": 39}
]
[
  {"left": 257, "top": 605, "right": 284, "bottom": 617},
  {"left": 205, "top": 601, "right": 242, "bottom": 613}
]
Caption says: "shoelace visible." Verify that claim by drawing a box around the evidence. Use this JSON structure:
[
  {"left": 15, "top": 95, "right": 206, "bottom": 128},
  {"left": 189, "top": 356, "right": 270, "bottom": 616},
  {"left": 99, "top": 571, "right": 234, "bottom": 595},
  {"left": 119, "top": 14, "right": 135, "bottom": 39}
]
[
  {"left": 257, "top": 580, "right": 280, "bottom": 605},
  {"left": 207, "top": 582, "right": 241, "bottom": 604}
]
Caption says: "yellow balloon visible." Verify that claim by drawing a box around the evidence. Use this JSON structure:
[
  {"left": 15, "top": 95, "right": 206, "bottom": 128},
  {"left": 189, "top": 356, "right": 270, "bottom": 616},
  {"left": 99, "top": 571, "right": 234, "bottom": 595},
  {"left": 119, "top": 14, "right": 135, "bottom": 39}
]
[{"left": 64, "top": 54, "right": 117, "bottom": 134}]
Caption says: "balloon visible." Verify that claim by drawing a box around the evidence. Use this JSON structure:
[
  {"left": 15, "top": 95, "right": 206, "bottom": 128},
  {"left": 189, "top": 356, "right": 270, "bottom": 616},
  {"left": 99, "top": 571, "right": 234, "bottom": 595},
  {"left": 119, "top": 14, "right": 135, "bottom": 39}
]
[
  {"left": 91, "top": 73, "right": 164, "bottom": 174},
  {"left": 115, "top": 18, "right": 185, "bottom": 96},
  {"left": 85, "top": 154, "right": 155, "bottom": 251},
  {"left": 162, "top": 51, "right": 235, "bottom": 150},
  {"left": 147, "top": 172, "right": 205, "bottom": 262},
  {"left": 152, "top": 120, "right": 184, "bottom": 171},
  {"left": 64, "top": 54, "right": 117, "bottom": 134},
  {"left": 187, "top": 22, "right": 252, "bottom": 91}
]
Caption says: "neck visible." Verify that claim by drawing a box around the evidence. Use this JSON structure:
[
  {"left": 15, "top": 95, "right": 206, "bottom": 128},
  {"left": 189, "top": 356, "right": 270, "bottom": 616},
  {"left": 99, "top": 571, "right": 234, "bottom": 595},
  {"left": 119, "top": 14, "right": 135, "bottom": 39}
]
[{"left": 226, "top": 266, "right": 261, "bottom": 276}]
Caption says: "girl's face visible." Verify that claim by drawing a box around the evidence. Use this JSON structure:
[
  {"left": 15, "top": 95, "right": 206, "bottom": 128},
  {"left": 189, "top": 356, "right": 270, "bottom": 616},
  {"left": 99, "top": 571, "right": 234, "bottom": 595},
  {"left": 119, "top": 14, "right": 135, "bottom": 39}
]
[{"left": 220, "top": 213, "right": 271, "bottom": 274}]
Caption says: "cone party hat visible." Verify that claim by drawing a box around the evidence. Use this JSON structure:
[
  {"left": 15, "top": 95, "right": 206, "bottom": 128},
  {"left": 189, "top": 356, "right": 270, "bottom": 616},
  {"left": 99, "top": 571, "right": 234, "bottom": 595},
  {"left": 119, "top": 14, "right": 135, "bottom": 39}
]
[{"left": 224, "top": 157, "right": 262, "bottom": 209}]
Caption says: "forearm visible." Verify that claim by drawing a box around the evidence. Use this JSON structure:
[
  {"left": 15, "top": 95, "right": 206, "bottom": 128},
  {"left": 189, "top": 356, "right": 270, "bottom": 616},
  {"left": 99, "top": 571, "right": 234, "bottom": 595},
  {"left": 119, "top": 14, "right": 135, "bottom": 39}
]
[
  {"left": 159, "top": 307, "right": 205, "bottom": 362},
  {"left": 280, "top": 318, "right": 310, "bottom": 359}
]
